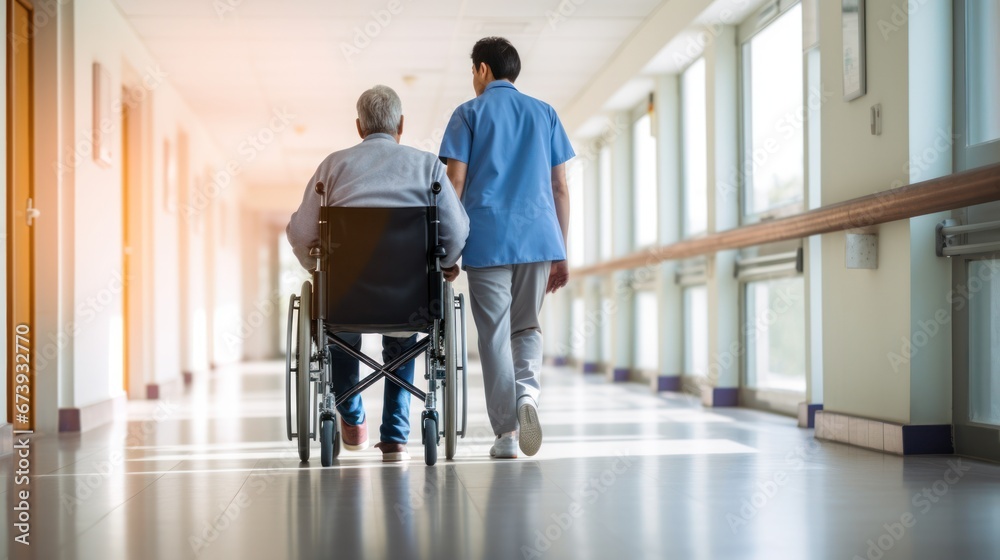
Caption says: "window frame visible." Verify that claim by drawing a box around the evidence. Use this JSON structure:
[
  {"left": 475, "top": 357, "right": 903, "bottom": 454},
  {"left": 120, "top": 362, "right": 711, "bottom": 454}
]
[
  {"left": 630, "top": 101, "right": 658, "bottom": 249},
  {"left": 598, "top": 144, "right": 614, "bottom": 261},
  {"left": 680, "top": 57, "right": 709, "bottom": 238},
  {"left": 737, "top": 0, "right": 806, "bottom": 225},
  {"left": 737, "top": 242, "right": 807, "bottom": 416},
  {"left": 954, "top": 0, "right": 1000, "bottom": 171}
]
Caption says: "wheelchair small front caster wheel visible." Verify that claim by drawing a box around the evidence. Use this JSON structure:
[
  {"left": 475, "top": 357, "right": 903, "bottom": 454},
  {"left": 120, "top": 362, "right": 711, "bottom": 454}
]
[
  {"left": 320, "top": 417, "right": 337, "bottom": 467},
  {"left": 423, "top": 417, "right": 438, "bottom": 466}
]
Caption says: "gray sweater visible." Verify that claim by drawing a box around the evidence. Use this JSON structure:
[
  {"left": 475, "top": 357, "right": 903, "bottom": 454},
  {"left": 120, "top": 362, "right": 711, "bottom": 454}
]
[{"left": 286, "top": 133, "right": 470, "bottom": 270}]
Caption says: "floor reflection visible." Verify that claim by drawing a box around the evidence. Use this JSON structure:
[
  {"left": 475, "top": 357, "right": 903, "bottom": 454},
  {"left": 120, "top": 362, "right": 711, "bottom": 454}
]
[{"left": 3, "top": 361, "right": 1000, "bottom": 559}]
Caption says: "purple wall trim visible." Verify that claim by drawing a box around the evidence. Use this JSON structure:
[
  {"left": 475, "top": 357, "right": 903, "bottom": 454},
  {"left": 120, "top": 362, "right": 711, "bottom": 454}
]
[
  {"left": 58, "top": 409, "right": 81, "bottom": 432},
  {"left": 711, "top": 388, "right": 739, "bottom": 407},
  {"left": 657, "top": 375, "right": 681, "bottom": 392},
  {"left": 146, "top": 384, "right": 161, "bottom": 400},
  {"left": 902, "top": 424, "right": 954, "bottom": 455},
  {"left": 551, "top": 356, "right": 569, "bottom": 367},
  {"left": 183, "top": 371, "right": 194, "bottom": 385},
  {"left": 612, "top": 368, "right": 629, "bottom": 382},
  {"left": 582, "top": 362, "right": 601, "bottom": 374},
  {"left": 807, "top": 404, "right": 823, "bottom": 428}
]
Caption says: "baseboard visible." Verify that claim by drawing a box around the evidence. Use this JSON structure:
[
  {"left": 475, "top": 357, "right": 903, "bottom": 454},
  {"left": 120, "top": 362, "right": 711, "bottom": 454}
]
[
  {"left": 182, "top": 371, "right": 194, "bottom": 385},
  {"left": 815, "top": 410, "right": 953, "bottom": 455},
  {"left": 582, "top": 362, "right": 601, "bottom": 374},
  {"left": 546, "top": 356, "right": 569, "bottom": 367},
  {"left": 59, "top": 395, "right": 127, "bottom": 433},
  {"left": 611, "top": 367, "right": 630, "bottom": 382},
  {"left": 0, "top": 423, "right": 12, "bottom": 456},
  {"left": 797, "top": 403, "right": 824, "bottom": 428},
  {"left": 655, "top": 375, "right": 682, "bottom": 392},
  {"left": 146, "top": 375, "right": 184, "bottom": 400},
  {"left": 701, "top": 387, "right": 739, "bottom": 407}
]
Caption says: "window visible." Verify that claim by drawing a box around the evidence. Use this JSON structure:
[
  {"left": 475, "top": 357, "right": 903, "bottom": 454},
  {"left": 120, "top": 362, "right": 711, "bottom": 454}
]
[
  {"left": 745, "top": 277, "right": 806, "bottom": 392},
  {"left": 742, "top": 3, "right": 804, "bottom": 217},
  {"left": 683, "top": 285, "right": 709, "bottom": 377},
  {"left": 969, "top": 259, "right": 1000, "bottom": 426},
  {"left": 567, "top": 160, "right": 585, "bottom": 267},
  {"left": 681, "top": 58, "right": 708, "bottom": 236},
  {"left": 966, "top": 1, "right": 1000, "bottom": 146},
  {"left": 634, "top": 290, "right": 659, "bottom": 371},
  {"left": 957, "top": 0, "right": 1000, "bottom": 171},
  {"left": 599, "top": 145, "right": 614, "bottom": 259},
  {"left": 632, "top": 112, "right": 658, "bottom": 247}
]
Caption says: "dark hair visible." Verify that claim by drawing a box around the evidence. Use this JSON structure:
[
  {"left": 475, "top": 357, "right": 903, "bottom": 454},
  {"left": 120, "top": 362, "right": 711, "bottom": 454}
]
[{"left": 471, "top": 37, "right": 521, "bottom": 82}]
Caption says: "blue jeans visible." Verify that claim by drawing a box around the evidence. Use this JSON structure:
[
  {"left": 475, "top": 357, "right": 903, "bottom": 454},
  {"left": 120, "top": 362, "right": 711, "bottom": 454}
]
[{"left": 328, "top": 333, "right": 417, "bottom": 444}]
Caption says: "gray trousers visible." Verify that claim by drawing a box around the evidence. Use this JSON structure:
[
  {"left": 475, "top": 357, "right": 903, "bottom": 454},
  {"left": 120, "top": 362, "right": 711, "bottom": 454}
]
[{"left": 466, "top": 262, "right": 551, "bottom": 435}]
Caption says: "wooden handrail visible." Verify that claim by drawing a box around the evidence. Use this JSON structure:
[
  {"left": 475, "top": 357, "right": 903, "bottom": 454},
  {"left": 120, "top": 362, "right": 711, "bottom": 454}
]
[{"left": 573, "top": 162, "right": 1000, "bottom": 277}]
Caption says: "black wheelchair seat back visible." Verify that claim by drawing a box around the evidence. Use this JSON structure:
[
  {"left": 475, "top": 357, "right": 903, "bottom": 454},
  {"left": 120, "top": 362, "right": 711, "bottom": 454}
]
[{"left": 319, "top": 205, "right": 443, "bottom": 333}]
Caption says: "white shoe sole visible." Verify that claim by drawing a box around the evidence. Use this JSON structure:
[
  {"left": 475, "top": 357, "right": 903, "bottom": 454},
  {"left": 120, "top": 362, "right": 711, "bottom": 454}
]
[
  {"left": 517, "top": 402, "right": 542, "bottom": 456},
  {"left": 490, "top": 447, "right": 518, "bottom": 459},
  {"left": 342, "top": 440, "right": 369, "bottom": 452},
  {"left": 381, "top": 451, "right": 410, "bottom": 463}
]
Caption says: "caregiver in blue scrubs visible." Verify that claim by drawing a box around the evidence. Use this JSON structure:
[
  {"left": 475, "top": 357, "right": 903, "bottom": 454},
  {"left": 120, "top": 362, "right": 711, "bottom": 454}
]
[{"left": 439, "top": 36, "right": 574, "bottom": 459}]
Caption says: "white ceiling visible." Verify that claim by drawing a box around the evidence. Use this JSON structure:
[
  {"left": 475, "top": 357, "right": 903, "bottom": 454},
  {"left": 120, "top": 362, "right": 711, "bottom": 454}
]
[{"left": 111, "top": 0, "right": 667, "bottom": 205}]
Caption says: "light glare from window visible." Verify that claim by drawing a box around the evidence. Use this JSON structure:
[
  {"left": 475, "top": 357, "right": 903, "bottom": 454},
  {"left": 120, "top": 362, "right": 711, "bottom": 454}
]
[{"left": 744, "top": 4, "right": 804, "bottom": 216}]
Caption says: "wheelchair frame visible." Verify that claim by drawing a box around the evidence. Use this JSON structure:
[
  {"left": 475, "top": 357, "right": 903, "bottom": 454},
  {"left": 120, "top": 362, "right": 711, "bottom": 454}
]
[{"left": 285, "top": 182, "right": 468, "bottom": 466}]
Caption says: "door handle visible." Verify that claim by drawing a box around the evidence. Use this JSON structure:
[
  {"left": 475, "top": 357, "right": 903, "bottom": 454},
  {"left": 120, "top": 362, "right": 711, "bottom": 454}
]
[{"left": 26, "top": 197, "right": 40, "bottom": 226}]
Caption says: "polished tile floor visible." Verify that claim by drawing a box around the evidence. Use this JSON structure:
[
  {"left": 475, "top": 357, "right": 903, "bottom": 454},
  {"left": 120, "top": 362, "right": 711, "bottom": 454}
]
[{"left": 4, "top": 346, "right": 1000, "bottom": 559}]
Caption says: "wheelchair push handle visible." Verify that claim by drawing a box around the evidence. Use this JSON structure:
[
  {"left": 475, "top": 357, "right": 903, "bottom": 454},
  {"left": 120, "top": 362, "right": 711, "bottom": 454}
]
[{"left": 430, "top": 182, "right": 446, "bottom": 270}]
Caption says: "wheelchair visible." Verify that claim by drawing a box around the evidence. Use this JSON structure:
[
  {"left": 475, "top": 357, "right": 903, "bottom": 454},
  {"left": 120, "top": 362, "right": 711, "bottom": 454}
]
[{"left": 285, "top": 182, "right": 468, "bottom": 466}]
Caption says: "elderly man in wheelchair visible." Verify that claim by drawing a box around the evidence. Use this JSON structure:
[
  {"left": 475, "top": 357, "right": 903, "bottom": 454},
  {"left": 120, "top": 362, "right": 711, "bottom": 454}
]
[{"left": 285, "top": 85, "right": 470, "bottom": 466}]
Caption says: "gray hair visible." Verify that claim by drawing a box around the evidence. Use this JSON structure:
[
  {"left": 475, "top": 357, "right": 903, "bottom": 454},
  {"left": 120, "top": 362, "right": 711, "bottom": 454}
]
[{"left": 356, "top": 85, "right": 402, "bottom": 136}]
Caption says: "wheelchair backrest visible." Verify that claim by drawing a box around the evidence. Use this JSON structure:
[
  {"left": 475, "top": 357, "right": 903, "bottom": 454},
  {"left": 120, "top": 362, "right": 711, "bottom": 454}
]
[{"left": 318, "top": 206, "right": 442, "bottom": 333}]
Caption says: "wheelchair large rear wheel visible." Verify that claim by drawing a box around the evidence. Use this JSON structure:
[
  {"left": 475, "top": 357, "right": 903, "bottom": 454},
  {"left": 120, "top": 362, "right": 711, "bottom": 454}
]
[
  {"left": 297, "top": 281, "right": 313, "bottom": 462},
  {"left": 444, "top": 285, "right": 458, "bottom": 460}
]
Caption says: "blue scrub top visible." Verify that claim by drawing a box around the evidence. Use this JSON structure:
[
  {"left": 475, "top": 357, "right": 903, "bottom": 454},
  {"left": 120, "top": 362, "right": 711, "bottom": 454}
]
[{"left": 439, "top": 81, "right": 575, "bottom": 269}]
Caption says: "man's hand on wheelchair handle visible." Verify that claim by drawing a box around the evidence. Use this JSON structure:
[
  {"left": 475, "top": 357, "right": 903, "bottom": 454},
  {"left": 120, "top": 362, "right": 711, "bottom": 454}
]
[
  {"left": 547, "top": 261, "right": 569, "bottom": 293},
  {"left": 443, "top": 264, "right": 460, "bottom": 282}
]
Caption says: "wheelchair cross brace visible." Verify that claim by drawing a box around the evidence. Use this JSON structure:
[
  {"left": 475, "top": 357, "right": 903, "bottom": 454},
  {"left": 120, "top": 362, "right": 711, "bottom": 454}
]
[{"left": 326, "top": 334, "right": 430, "bottom": 407}]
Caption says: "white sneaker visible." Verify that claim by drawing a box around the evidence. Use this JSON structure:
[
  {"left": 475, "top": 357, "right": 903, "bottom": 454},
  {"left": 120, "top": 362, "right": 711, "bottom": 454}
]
[
  {"left": 489, "top": 432, "right": 518, "bottom": 459},
  {"left": 517, "top": 396, "right": 542, "bottom": 456}
]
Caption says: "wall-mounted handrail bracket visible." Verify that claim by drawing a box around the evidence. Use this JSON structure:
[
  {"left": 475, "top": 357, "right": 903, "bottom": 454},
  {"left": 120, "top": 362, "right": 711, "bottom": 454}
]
[
  {"left": 937, "top": 218, "right": 1000, "bottom": 257},
  {"left": 936, "top": 219, "right": 960, "bottom": 257}
]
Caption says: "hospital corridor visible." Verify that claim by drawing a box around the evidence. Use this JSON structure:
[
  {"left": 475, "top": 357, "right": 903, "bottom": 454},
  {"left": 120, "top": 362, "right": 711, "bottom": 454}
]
[{"left": 3, "top": 0, "right": 1000, "bottom": 559}]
